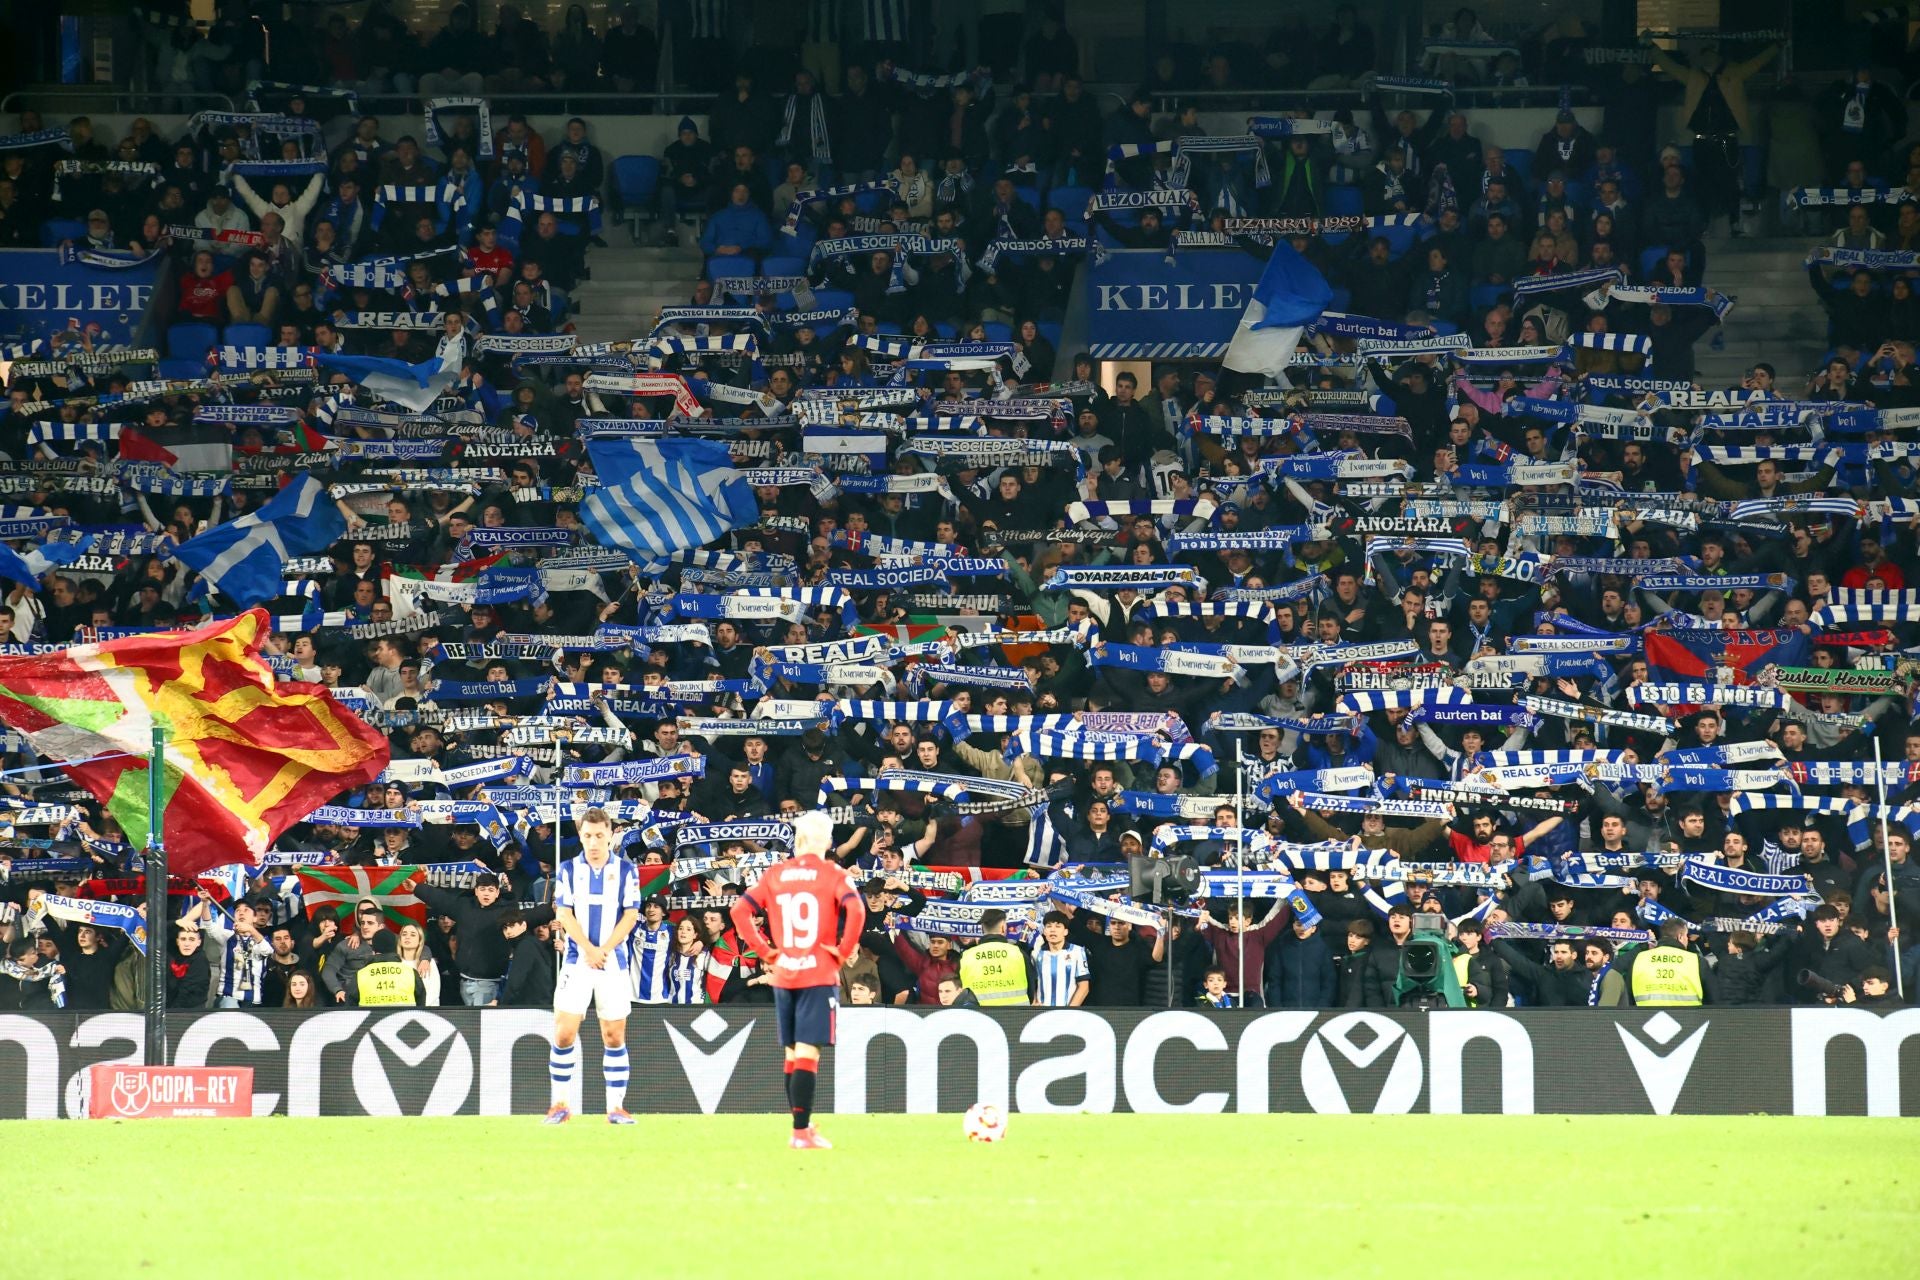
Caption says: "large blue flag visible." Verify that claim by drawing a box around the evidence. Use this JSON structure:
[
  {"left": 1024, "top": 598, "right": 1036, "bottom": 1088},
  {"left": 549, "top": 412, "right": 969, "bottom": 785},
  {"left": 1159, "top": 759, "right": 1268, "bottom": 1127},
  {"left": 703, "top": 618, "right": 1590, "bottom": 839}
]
[
  {"left": 1222, "top": 240, "right": 1332, "bottom": 376},
  {"left": 313, "top": 349, "right": 460, "bottom": 413},
  {"left": 581, "top": 438, "right": 760, "bottom": 564},
  {"left": 0, "top": 535, "right": 94, "bottom": 592},
  {"left": 171, "top": 475, "right": 346, "bottom": 605}
]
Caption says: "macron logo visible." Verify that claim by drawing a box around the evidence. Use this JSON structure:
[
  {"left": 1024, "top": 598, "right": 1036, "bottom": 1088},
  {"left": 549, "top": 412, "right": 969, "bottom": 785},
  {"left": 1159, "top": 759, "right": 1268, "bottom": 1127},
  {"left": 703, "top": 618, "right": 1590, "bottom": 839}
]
[{"left": 664, "top": 1011, "right": 755, "bottom": 1114}]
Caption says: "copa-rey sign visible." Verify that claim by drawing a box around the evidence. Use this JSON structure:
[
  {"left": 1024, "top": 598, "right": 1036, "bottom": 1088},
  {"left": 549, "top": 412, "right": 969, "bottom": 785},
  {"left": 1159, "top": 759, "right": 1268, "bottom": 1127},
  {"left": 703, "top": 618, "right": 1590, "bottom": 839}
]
[{"left": 1, "top": 1008, "right": 1916, "bottom": 1118}]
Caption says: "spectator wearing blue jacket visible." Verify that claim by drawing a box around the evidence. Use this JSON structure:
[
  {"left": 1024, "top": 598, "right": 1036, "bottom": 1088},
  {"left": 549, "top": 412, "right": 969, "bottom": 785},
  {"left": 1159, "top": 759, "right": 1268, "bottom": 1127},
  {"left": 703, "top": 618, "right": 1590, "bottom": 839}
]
[
  {"left": 702, "top": 181, "right": 774, "bottom": 262},
  {"left": 1266, "top": 917, "right": 1338, "bottom": 1008},
  {"left": 1302, "top": 719, "right": 1378, "bottom": 771}
]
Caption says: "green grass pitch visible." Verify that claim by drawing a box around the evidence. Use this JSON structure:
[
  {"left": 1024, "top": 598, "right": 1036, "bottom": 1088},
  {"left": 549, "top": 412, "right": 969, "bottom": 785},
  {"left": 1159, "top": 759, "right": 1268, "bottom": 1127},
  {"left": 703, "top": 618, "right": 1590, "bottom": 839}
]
[{"left": 8, "top": 1115, "right": 1916, "bottom": 1278}]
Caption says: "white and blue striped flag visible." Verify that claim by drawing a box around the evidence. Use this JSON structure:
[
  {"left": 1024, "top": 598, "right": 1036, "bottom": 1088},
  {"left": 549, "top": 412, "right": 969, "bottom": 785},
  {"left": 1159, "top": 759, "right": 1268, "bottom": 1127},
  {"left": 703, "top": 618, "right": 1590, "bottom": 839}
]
[
  {"left": 581, "top": 437, "right": 760, "bottom": 565},
  {"left": 171, "top": 475, "right": 346, "bottom": 606}
]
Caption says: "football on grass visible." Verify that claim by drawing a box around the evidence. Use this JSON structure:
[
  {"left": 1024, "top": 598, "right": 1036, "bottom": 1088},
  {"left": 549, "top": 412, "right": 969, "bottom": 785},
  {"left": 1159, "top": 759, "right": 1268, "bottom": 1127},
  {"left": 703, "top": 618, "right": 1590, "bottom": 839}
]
[{"left": 962, "top": 1103, "right": 1007, "bottom": 1142}]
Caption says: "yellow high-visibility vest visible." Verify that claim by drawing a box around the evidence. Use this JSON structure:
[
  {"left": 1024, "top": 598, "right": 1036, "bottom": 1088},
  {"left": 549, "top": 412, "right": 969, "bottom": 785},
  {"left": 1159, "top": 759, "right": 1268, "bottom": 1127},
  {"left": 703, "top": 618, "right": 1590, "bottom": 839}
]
[
  {"left": 1630, "top": 945, "right": 1704, "bottom": 1007},
  {"left": 959, "top": 938, "right": 1029, "bottom": 1006},
  {"left": 356, "top": 959, "right": 418, "bottom": 1007}
]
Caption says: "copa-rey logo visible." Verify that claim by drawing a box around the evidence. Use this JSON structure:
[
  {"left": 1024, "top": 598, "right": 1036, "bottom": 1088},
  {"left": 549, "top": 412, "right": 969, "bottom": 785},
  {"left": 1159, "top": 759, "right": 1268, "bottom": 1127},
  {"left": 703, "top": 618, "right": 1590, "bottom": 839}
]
[
  {"left": 109, "top": 1069, "right": 151, "bottom": 1117},
  {"left": 1615, "top": 1012, "right": 1711, "bottom": 1115},
  {"left": 663, "top": 1009, "right": 756, "bottom": 1113}
]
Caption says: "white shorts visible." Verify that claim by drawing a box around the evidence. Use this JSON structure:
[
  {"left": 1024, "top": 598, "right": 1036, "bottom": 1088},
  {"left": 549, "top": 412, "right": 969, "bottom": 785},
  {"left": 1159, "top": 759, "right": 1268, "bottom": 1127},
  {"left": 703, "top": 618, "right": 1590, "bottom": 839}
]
[{"left": 554, "top": 961, "right": 633, "bottom": 1021}]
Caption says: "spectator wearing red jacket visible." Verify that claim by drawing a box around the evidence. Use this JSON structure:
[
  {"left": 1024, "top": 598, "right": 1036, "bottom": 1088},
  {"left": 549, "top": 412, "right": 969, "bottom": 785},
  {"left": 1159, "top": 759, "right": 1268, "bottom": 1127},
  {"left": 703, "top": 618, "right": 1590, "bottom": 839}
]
[{"left": 175, "top": 250, "right": 233, "bottom": 323}]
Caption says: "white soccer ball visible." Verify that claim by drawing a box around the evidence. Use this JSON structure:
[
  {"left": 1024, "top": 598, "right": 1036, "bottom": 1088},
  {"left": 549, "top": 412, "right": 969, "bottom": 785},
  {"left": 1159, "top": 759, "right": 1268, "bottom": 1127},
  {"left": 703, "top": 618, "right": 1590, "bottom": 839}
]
[{"left": 962, "top": 1102, "right": 1007, "bottom": 1143}]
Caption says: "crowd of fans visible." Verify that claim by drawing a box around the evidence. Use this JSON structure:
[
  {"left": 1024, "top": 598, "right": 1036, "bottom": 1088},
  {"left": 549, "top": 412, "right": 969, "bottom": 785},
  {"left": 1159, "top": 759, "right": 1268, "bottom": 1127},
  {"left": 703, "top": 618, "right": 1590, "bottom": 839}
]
[{"left": 0, "top": 7, "right": 1918, "bottom": 1020}]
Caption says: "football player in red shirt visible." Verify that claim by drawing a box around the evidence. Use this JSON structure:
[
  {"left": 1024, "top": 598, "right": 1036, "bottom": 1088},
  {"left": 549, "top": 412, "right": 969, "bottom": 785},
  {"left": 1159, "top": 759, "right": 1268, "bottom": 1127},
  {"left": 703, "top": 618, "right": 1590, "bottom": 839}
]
[{"left": 729, "top": 811, "right": 865, "bottom": 1149}]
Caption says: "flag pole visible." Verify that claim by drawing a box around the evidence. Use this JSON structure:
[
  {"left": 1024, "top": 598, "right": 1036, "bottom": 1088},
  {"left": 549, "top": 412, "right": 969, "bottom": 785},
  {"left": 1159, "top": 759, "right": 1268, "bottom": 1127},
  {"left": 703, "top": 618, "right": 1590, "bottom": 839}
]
[
  {"left": 1235, "top": 740, "right": 1246, "bottom": 1007},
  {"left": 1873, "top": 733, "right": 1903, "bottom": 999},
  {"left": 144, "top": 723, "right": 168, "bottom": 1067}
]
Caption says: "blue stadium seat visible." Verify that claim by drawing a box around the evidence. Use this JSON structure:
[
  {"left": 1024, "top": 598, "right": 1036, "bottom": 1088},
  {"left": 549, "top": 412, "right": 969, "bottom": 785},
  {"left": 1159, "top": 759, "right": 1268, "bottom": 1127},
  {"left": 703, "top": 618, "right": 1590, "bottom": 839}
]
[
  {"left": 705, "top": 257, "right": 757, "bottom": 284},
  {"left": 1380, "top": 223, "right": 1424, "bottom": 259},
  {"left": 612, "top": 156, "right": 660, "bottom": 242},
  {"left": 1325, "top": 185, "right": 1364, "bottom": 217},
  {"left": 223, "top": 323, "right": 271, "bottom": 349},
  {"left": 1037, "top": 321, "right": 1062, "bottom": 349},
  {"left": 1504, "top": 148, "right": 1533, "bottom": 181},
  {"left": 809, "top": 288, "right": 855, "bottom": 313},
  {"left": 1469, "top": 283, "right": 1508, "bottom": 311},
  {"left": 981, "top": 321, "right": 1013, "bottom": 342},
  {"left": 167, "top": 322, "right": 218, "bottom": 359},
  {"left": 156, "top": 358, "right": 207, "bottom": 379},
  {"left": 876, "top": 320, "right": 905, "bottom": 334},
  {"left": 1742, "top": 145, "right": 1765, "bottom": 193},
  {"left": 935, "top": 321, "right": 957, "bottom": 338},
  {"left": 40, "top": 218, "right": 86, "bottom": 247},
  {"left": 1327, "top": 287, "right": 1352, "bottom": 312},
  {"left": 1051, "top": 185, "right": 1093, "bottom": 234},
  {"left": 1639, "top": 245, "right": 1673, "bottom": 278},
  {"left": 1431, "top": 320, "right": 1460, "bottom": 336},
  {"left": 854, "top": 188, "right": 890, "bottom": 214},
  {"left": 761, "top": 255, "right": 807, "bottom": 278}
]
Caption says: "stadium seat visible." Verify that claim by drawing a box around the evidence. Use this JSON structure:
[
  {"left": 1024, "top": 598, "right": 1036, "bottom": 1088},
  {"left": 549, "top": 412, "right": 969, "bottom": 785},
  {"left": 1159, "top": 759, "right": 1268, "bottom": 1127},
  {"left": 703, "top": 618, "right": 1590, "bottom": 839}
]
[
  {"left": 876, "top": 320, "right": 904, "bottom": 334},
  {"left": 854, "top": 188, "right": 890, "bottom": 214},
  {"left": 981, "top": 321, "right": 1014, "bottom": 342},
  {"left": 1037, "top": 321, "right": 1062, "bottom": 349},
  {"left": 166, "top": 322, "right": 218, "bottom": 359},
  {"left": 1325, "top": 185, "right": 1364, "bottom": 217},
  {"left": 1742, "top": 145, "right": 1765, "bottom": 194},
  {"left": 1328, "top": 287, "right": 1352, "bottom": 312},
  {"left": 1639, "top": 245, "right": 1673, "bottom": 278},
  {"left": 40, "top": 218, "right": 85, "bottom": 247},
  {"left": 1379, "top": 223, "right": 1424, "bottom": 259},
  {"left": 810, "top": 289, "right": 855, "bottom": 314},
  {"left": 1469, "top": 283, "right": 1508, "bottom": 311},
  {"left": 705, "top": 257, "right": 757, "bottom": 285},
  {"left": 760, "top": 255, "right": 807, "bottom": 279},
  {"left": 612, "top": 156, "right": 660, "bottom": 243},
  {"left": 223, "top": 323, "right": 271, "bottom": 349},
  {"left": 1504, "top": 148, "right": 1533, "bottom": 181},
  {"left": 935, "top": 321, "right": 957, "bottom": 339},
  {"left": 1051, "top": 185, "right": 1093, "bottom": 234},
  {"left": 156, "top": 358, "right": 208, "bottom": 379}
]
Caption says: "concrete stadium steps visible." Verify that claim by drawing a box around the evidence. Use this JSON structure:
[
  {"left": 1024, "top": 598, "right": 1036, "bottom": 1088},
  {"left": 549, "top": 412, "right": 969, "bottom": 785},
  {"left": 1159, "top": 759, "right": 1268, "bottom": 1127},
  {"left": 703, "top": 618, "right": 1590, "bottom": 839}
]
[
  {"left": 571, "top": 240, "right": 706, "bottom": 343},
  {"left": 1692, "top": 234, "right": 1828, "bottom": 391}
]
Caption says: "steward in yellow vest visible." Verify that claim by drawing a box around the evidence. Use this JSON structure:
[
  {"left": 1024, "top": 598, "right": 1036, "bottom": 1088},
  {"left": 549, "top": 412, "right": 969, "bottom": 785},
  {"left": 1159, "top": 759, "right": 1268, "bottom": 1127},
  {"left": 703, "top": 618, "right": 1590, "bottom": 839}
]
[
  {"left": 354, "top": 933, "right": 424, "bottom": 1006},
  {"left": 1630, "top": 921, "right": 1707, "bottom": 1007},
  {"left": 958, "top": 909, "right": 1032, "bottom": 1006}
]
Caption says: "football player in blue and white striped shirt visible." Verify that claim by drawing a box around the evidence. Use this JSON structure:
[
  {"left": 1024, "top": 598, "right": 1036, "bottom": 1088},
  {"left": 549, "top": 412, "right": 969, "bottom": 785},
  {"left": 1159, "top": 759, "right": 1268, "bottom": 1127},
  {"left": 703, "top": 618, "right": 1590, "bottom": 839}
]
[
  {"left": 1031, "top": 910, "right": 1090, "bottom": 1007},
  {"left": 547, "top": 809, "right": 643, "bottom": 1125},
  {"left": 629, "top": 896, "right": 674, "bottom": 1004}
]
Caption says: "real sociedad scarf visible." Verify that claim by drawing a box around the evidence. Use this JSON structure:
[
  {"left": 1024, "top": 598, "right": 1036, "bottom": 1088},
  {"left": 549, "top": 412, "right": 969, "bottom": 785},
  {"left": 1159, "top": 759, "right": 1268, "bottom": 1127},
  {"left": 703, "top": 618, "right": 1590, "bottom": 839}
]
[
  {"left": 1042, "top": 566, "right": 1195, "bottom": 591},
  {"left": 1168, "top": 134, "right": 1271, "bottom": 190},
  {"left": 562, "top": 755, "right": 706, "bottom": 786},
  {"left": 1408, "top": 704, "right": 1535, "bottom": 727},
  {"left": 423, "top": 97, "right": 493, "bottom": 158},
  {"left": 1805, "top": 245, "right": 1920, "bottom": 270},
  {"left": 1680, "top": 859, "right": 1814, "bottom": 899},
  {"left": 1486, "top": 922, "right": 1651, "bottom": 946},
  {"left": 1087, "top": 643, "right": 1240, "bottom": 680}
]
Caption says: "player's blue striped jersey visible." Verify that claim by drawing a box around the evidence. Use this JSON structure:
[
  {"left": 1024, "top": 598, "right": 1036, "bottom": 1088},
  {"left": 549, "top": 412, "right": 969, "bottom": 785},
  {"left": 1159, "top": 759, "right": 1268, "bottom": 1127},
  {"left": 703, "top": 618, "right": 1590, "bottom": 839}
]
[{"left": 553, "top": 855, "right": 641, "bottom": 970}]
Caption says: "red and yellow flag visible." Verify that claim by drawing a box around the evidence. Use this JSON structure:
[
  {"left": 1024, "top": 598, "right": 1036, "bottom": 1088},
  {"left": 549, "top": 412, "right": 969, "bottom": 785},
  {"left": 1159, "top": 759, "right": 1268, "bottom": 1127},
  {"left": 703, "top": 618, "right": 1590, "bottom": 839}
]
[{"left": 0, "top": 609, "right": 389, "bottom": 877}]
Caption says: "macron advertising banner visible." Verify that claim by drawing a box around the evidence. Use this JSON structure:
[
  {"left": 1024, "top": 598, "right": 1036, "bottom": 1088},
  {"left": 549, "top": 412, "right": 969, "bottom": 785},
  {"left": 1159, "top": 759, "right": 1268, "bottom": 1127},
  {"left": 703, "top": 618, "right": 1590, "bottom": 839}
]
[
  {"left": 0, "top": 248, "right": 164, "bottom": 346},
  {"left": 1084, "top": 248, "right": 1263, "bottom": 360},
  {"left": 4, "top": 1008, "right": 1918, "bottom": 1118}
]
